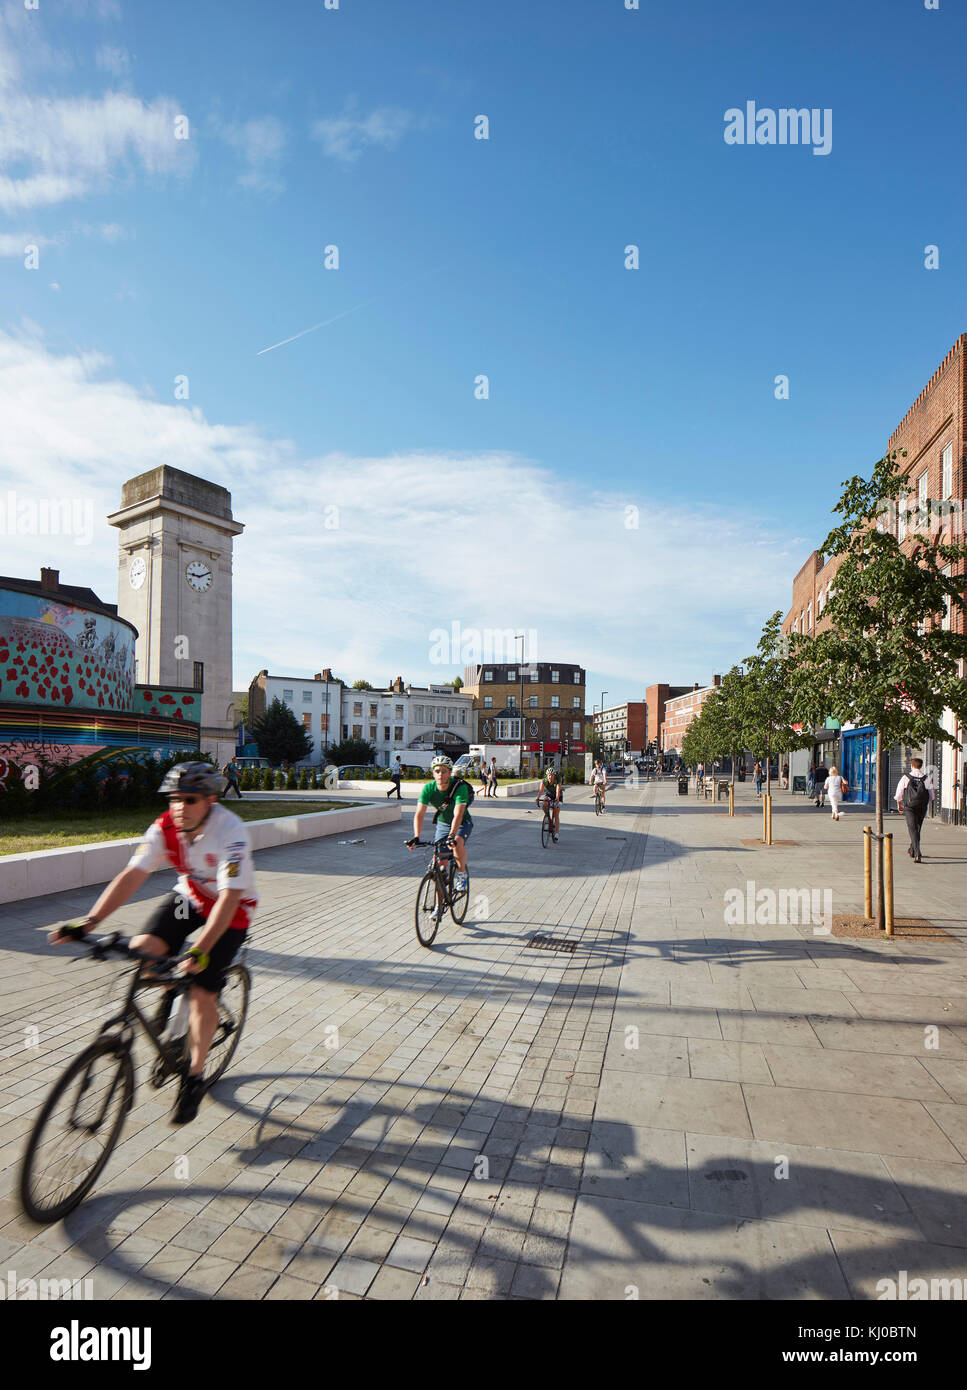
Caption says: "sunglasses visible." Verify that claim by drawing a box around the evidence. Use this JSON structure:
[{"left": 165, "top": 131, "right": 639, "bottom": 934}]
[{"left": 168, "top": 794, "right": 204, "bottom": 805}]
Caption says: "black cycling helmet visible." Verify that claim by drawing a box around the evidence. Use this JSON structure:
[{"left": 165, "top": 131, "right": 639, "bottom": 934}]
[{"left": 158, "top": 761, "right": 223, "bottom": 796}]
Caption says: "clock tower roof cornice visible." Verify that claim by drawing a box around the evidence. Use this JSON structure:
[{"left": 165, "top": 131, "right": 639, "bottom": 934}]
[{"left": 107, "top": 466, "right": 244, "bottom": 537}]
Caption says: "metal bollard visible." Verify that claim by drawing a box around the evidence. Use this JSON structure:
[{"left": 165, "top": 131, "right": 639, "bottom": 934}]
[
  {"left": 884, "top": 833, "right": 894, "bottom": 936},
  {"left": 863, "top": 826, "right": 872, "bottom": 919},
  {"left": 728, "top": 783, "right": 734, "bottom": 817}
]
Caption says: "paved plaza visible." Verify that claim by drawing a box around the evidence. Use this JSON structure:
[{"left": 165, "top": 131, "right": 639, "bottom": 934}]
[{"left": 1, "top": 780, "right": 967, "bottom": 1300}]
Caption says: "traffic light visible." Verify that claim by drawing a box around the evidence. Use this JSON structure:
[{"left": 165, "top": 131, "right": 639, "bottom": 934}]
[
  {"left": 563, "top": 735, "right": 570, "bottom": 754},
  {"left": 539, "top": 740, "right": 544, "bottom": 758}
]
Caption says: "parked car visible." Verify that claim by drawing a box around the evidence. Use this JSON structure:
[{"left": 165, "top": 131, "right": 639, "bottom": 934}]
[
  {"left": 235, "top": 756, "right": 271, "bottom": 770},
  {"left": 338, "top": 764, "right": 378, "bottom": 779}
]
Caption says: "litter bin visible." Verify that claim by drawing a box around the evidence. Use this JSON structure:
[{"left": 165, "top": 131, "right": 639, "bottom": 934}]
[{"left": 678, "top": 776, "right": 689, "bottom": 796}]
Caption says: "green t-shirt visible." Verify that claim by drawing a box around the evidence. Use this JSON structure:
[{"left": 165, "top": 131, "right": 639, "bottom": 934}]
[
  {"left": 418, "top": 778, "right": 472, "bottom": 827},
  {"left": 541, "top": 774, "right": 562, "bottom": 798}
]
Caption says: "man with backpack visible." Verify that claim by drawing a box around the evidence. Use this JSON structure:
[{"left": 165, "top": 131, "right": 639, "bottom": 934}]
[
  {"left": 408, "top": 754, "right": 474, "bottom": 891},
  {"left": 895, "top": 758, "right": 934, "bottom": 862}
]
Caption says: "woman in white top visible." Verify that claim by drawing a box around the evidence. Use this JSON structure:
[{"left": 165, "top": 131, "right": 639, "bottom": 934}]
[{"left": 825, "top": 765, "right": 847, "bottom": 821}]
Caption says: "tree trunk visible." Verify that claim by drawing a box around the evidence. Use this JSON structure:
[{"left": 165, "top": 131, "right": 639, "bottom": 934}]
[
  {"left": 765, "top": 735, "right": 772, "bottom": 797},
  {"left": 874, "top": 729, "right": 885, "bottom": 931}
]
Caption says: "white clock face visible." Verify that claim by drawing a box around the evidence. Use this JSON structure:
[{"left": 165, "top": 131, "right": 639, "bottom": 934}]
[
  {"left": 186, "top": 560, "right": 213, "bottom": 593},
  {"left": 129, "top": 556, "right": 146, "bottom": 590}
]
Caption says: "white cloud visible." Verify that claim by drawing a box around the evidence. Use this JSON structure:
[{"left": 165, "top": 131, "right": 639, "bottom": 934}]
[
  {"left": 0, "top": 330, "right": 799, "bottom": 692},
  {"left": 311, "top": 106, "right": 419, "bottom": 164},
  {"left": 214, "top": 115, "right": 287, "bottom": 193}
]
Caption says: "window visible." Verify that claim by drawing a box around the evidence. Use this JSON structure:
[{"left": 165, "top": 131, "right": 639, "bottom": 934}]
[
  {"left": 302, "top": 714, "right": 312, "bottom": 729},
  {"left": 193, "top": 661, "right": 204, "bottom": 691},
  {"left": 370, "top": 726, "right": 377, "bottom": 741},
  {"left": 529, "top": 669, "right": 538, "bottom": 682},
  {"left": 942, "top": 443, "right": 953, "bottom": 499},
  {"left": 507, "top": 695, "right": 516, "bottom": 709},
  {"left": 551, "top": 695, "right": 560, "bottom": 708},
  {"left": 550, "top": 721, "right": 560, "bottom": 739},
  {"left": 449, "top": 709, "right": 457, "bottom": 724},
  {"left": 320, "top": 715, "right": 329, "bottom": 732},
  {"left": 484, "top": 670, "right": 493, "bottom": 681},
  {"left": 572, "top": 721, "right": 581, "bottom": 738},
  {"left": 283, "top": 689, "right": 293, "bottom": 702},
  {"left": 413, "top": 705, "right": 424, "bottom": 723},
  {"left": 459, "top": 709, "right": 466, "bottom": 724},
  {"left": 484, "top": 696, "right": 493, "bottom": 708},
  {"left": 573, "top": 697, "right": 581, "bottom": 708},
  {"left": 551, "top": 670, "right": 560, "bottom": 683},
  {"left": 303, "top": 690, "right": 312, "bottom": 703},
  {"left": 528, "top": 695, "right": 538, "bottom": 708},
  {"left": 395, "top": 727, "right": 403, "bottom": 740},
  {"left": 898, "top": 495, "right": 907, "bottom": 542},
  {"left": 918, "top": 471, "right": 928, "bottom": 508},
  {"left": 341, "top": 724, "right": 348, "bottom": 738},
  {"left": 352, "top": 724, "right": 361, "bottom": 739},
  {"left": 507, "top": 670, "right": 516, "bottom": 681},
  {"left": 807, "top": 601, "right": 812, "bottom": 630},
  {"left": 353, "top": 701, "right": 362, "bottom": 716},
  {"left": 395, "top": 705, "right": 404, "bottom": 718},
  {"left": 573, "top": 672, "right": 581, "bottom": 683},
  {"left": 495, "top": 718, "right": 520, "bottom": 740},
  {"left": 384, "top": 726, "right": 390, "bottom": 739},
  {"left": 369, "top": 703, "right": 378, "bottom": 717}
]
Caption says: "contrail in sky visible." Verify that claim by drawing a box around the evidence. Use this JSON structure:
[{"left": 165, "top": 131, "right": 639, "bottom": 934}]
[{"left": 257, "top": 297, "right": 378, "bottom": 355}]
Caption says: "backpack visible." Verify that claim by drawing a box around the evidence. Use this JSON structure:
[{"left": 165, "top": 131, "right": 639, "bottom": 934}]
[
  {"left": 902, "top": 776, "right": 929, "bottom": 812},
  {"left": 431, "top": 776, "right": 475, "bottom": 824},
  {"left": 222, "top": 763, "right": 233, "bottom": 777}
]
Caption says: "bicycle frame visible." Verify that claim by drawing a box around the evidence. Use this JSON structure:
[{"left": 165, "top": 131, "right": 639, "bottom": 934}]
[{"left": 91, "top": 954, "right": 194, "bottom": 1071}]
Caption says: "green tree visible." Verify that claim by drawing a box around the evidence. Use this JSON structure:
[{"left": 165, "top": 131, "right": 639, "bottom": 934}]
[
  {"left": 251, "top": 697, "right": 313, "bottom": 767},
  {"left": 793, "top": 449, "right": 967, "bottom": 928},
  {"left": 738, "top": 613, "right": 812, "bottom": 804},
  {"left": 326, "top": 737, "right": 378, "bottom": 767},
  {"left": 450, "top": 676, "right": 464, "bottom": 690},
  {"left": 704, "top": 666, "right": 748, "bottom": 787},
  {"left": 585, "top": 721, "right": 604, "bottom": 761},
  {"left": 351, "top": 680, "right": 375, "bottom": 690}
]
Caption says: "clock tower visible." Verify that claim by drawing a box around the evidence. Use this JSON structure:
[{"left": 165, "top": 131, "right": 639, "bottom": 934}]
[{"left": 108, "top": 467, "right": 244, "bottom": 764}]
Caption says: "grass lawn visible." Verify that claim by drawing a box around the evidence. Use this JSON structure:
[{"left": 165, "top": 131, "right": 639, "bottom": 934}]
[{"left": 0, "top": 800, "right": 353, "bottom": 856}]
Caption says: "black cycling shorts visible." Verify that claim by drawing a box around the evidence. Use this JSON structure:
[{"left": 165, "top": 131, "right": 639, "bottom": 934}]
[{"left": 142, "top": 896, "right": 247, "bottom": 994}]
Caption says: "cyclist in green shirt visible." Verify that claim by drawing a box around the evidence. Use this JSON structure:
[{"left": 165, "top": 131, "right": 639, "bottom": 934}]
[
  {"left": 537, "top": 764, "right": 563, "bottom": 842},
  {"left": 409, "top": 754, "right": 473, "bottom": 890}
]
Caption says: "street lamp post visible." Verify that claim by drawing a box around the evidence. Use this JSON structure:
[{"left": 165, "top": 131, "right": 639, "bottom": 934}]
[
  {"left": 516, "top": 633, "right": 525, "bottom": 777},
  {"left": 601, "top": 691, "right": 609, "bottom": 763}
]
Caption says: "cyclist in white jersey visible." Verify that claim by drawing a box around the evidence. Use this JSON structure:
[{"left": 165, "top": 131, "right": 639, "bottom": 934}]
[
  {"left": 49, "top": 762, "right": 257, "bottom": 1124},
  {"left": 589, "top": 760, "right": 608, "bottom": 810}
]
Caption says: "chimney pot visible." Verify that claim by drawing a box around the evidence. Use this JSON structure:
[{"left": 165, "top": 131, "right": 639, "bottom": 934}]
[{"left": 40, "top": 567, "right": 59, "bottom": 592}]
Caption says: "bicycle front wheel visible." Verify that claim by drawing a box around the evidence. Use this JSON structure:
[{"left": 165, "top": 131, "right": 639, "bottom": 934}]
[
  {"left": 19, "top": 1039, "right": 133, "bottom": 1223},
  {"left": 415, "top": 871, "right": 442, "bottom": 947},
  {"left": 203, "top": 964, "right": 250, "bottom": 1087},
  {"left": 541, "top": 813, "right": 552, "bottom": 848}
]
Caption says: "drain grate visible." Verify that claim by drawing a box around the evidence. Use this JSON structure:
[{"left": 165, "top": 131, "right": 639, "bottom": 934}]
[
  {"left": 705, "top": 1169, "right": 748, "bottom": 1182},
  {"left": 605, "top": 836, "right": 626, "bottom": 841},
  {"left": 527, "top": 934, "right": 577, "bottom": 954}
]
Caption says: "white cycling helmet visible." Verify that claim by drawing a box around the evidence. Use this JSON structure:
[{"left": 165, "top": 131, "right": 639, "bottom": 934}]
[{"left": 430, "top": 754, "right": 453, "bottom": 770}]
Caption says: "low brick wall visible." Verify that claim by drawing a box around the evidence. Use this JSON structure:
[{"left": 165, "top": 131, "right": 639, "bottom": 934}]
[{"left": 0, "top": 802, "right": 402, "bottom": 906}]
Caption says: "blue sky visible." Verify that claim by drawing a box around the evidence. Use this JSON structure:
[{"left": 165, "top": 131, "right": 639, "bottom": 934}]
[{"left": 1, "top": 0, "right": 964, "bottom": 706}]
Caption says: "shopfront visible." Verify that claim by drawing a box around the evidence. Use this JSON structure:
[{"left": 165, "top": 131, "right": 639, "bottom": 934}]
[{"left": 841, "top": 725, "right": 877, "bottom": 806}]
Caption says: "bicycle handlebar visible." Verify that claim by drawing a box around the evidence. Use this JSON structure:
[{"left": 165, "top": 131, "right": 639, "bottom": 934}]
[{"left": 63, "top": 930, "right": 186, "bottom": 984}]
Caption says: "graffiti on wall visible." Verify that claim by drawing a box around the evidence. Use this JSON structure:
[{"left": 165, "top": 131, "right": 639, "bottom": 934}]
[{"left": 0, "top": 589, "right": 134, "bottom": 713}]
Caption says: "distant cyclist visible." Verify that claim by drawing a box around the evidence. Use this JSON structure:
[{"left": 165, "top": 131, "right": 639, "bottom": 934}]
[
  {"left": 537, "top": 764, "right": 564, "bottom": 842},
  {"left": 49, "top": 762, "right": 257, "bottom": 1125},
  {"left": 409, "top": 754, "right": 473, "bottom": 891},
  {"left": 589, "top": 759, "right": 608, "bottom": 811}
]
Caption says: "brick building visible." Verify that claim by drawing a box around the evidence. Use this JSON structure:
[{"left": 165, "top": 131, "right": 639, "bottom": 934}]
[
  {"left": 663, "top": 678, "right": 722, "bottom": 756},
  {"left": 593, "top": 701, "right": 647, "bottom": 758},
  {"left": 462, "top": 660, "right": 586, "bottom": 772},
  {"left": 643, "top": 683, "right": 692, "bottom": 758},
  {"left": 782, "top": 333, "right": 966, "bottom": 817}
]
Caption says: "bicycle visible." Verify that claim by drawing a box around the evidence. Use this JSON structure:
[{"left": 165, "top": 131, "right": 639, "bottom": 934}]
[
  {"left": 593, "top": 784, "right": 605, "bottom": 815},
  {"left": 19, "top": 931, "right": 249, "bottom": 1224},
  {"left": 408, "top": 838, "right": 469, "bottom": 947},
  {"left": 539, "top": 796, "right": 561, "bottom": 847}
]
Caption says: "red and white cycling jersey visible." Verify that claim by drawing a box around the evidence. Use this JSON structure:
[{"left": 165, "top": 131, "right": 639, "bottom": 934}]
[{"left": 127, "top": 804, "right": 258, "bottom": 930}]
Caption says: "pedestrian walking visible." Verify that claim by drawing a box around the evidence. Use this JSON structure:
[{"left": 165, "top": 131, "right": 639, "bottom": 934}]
[
  {"left": 825, "top": 765, "right": 848, "bottom": 820},
  {"left": 781, "top": 762, "right": 789, "bottom": 790},
  {"left": 895, "top": 757, "right": 934, "bottom": 862},
  {"left": 813, "top": 758, "right": 829, "bottom": 808},
  {"left": 753, "top": 760, "right": 764, "bottom": 797},
  {"left": 488, "top": 757, "right": 499, "bottom": 797},
  {"left": 386, "top": 755, "right": 403, "bottom": 799},
  {"left": 222, "top": 757, "right": 243, "bottom": 798}
]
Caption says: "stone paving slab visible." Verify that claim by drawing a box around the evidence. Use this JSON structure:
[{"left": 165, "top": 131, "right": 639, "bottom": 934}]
[{"left": 3, "top": 778, "right": 967, "bottom": 1299}]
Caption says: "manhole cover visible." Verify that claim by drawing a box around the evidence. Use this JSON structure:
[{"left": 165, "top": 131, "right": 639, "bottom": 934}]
[
  {"left": 527, "top": 934, "right": 577, "bottom": 954},
  {"left": 605, "top": 836, "right": 626, "bottom": 841},
  {"left": 705, "top": 1169, "right": 748, "bottom": 1182}
]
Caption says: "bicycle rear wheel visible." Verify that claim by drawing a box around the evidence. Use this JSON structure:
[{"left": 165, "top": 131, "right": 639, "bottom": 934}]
[
  {"left": 450, "top": 864, "right": 470, "bottom": 924},
  {"left": 19, "top": 1039, "right": 133, "bottom": 1223},
  {"left": 415, "top": 871, "right": 442, "bottom": 946},
  {"left": 203, "top": 964, "right": 251, "bottom": 1086},
  {"left": 541, "top": 812, "right": 551, "bottom": 848},
  {"left": 595, "top": 792, "right": 603, "bottom": 815}
]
